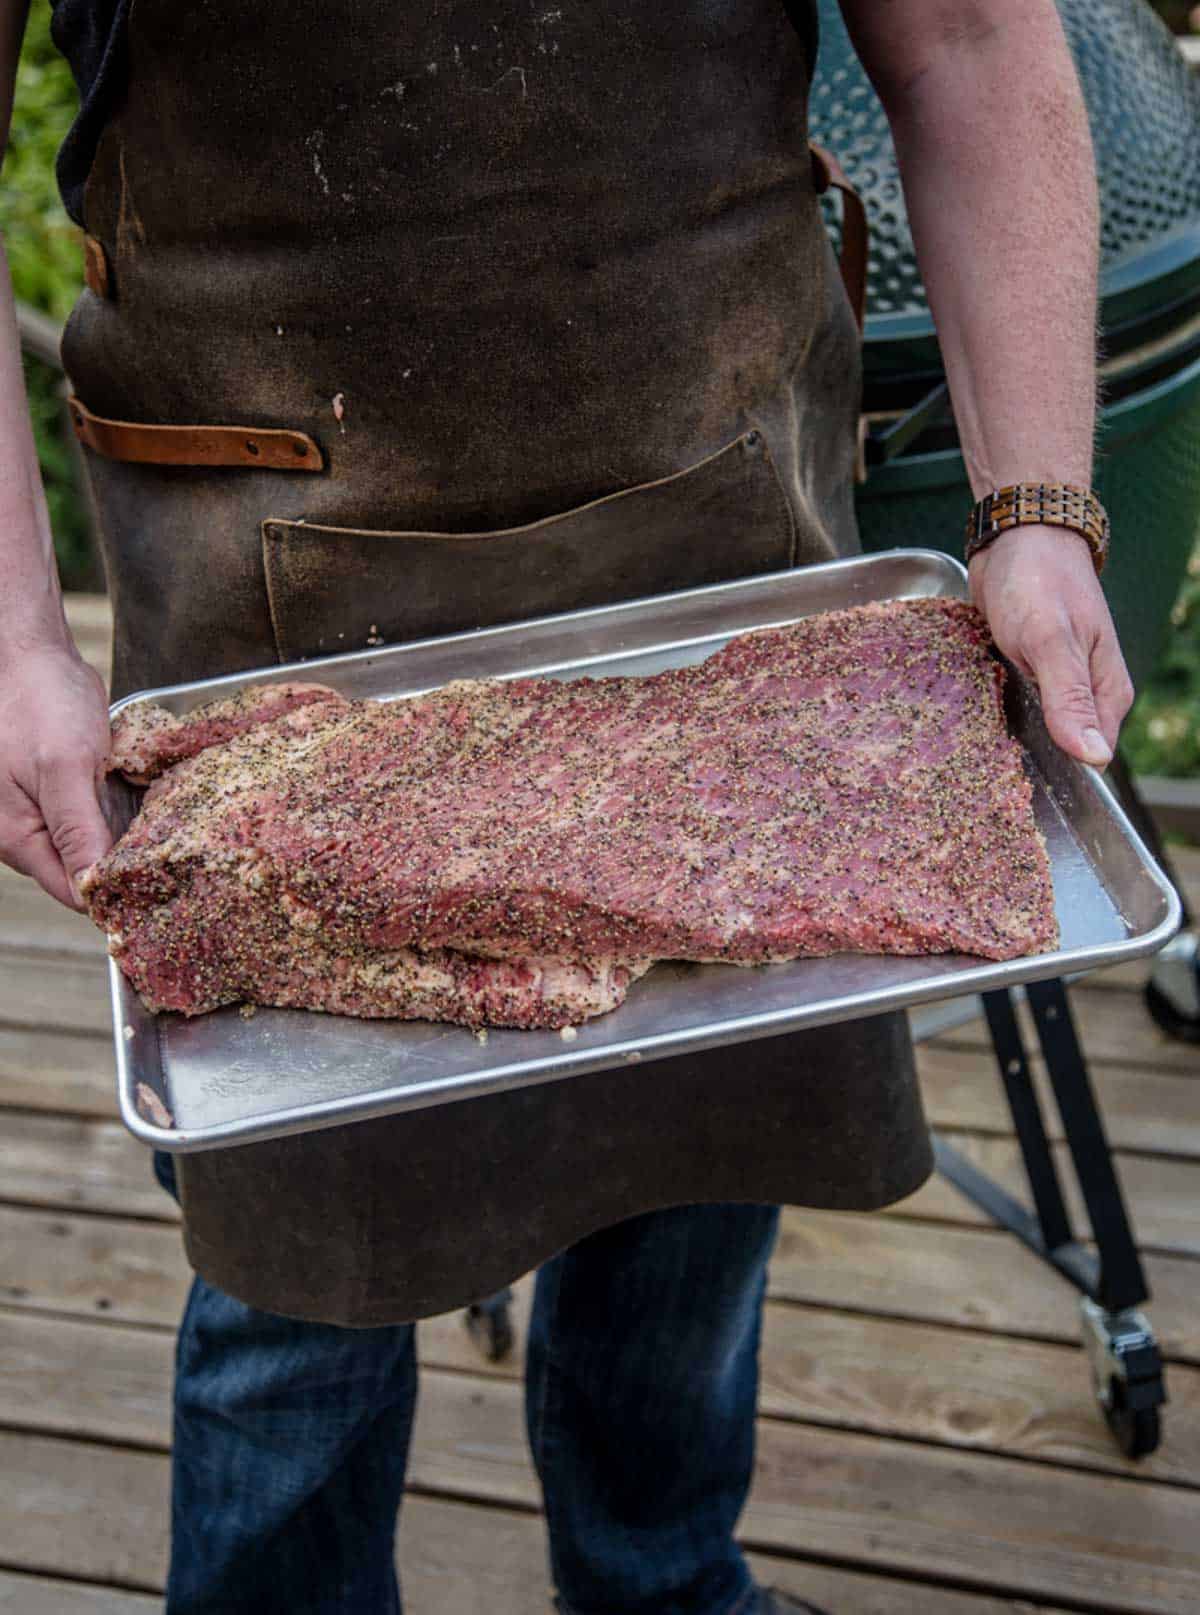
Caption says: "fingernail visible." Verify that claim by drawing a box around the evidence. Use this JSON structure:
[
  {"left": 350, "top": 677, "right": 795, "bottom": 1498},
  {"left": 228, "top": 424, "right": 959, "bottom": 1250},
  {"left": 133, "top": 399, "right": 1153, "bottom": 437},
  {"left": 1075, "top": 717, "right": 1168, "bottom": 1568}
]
[
  {"left": 1081, "top": 727, "right": 1112, "bottom": 768},
  {"left": 67, "top": 872, "right": 84, "bottom": 908}
]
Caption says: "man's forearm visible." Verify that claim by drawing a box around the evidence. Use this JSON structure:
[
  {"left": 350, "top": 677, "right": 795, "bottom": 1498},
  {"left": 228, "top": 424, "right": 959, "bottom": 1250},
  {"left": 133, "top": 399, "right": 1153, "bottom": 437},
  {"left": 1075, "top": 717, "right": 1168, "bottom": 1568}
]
[
  {"left": 0, "top": 243, "right": 72, "bottom": 655},
  {"left": 1, "top": 0, "right": 71, "bottom": 657},
  {"left": 850, "top": 1, "right": 1099, "bottom": 499},
  {"left": 838, "top": 0, "right": 1130, "bottom": 767},
  {"left": 0, "top": 238, "right": 113, "bottom": 911}
]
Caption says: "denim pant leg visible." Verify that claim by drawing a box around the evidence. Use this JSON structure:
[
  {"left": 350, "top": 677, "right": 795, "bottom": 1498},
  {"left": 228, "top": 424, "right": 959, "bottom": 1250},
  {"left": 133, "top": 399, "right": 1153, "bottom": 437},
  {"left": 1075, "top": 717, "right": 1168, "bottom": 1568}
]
[
  {"left": 155, "top": 1153, "right": 418, "bottom": 1615},
  {"left": 526, "top": 1202, "right": 780, "bottom": 1615}
]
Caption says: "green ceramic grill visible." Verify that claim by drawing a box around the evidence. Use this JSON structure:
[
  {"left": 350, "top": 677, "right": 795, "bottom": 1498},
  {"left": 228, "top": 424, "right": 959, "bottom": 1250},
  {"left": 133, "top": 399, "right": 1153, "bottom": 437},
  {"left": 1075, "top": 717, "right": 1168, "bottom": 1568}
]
[{"left": 811, "top": 0, "right": 1200, "bottom": 690}]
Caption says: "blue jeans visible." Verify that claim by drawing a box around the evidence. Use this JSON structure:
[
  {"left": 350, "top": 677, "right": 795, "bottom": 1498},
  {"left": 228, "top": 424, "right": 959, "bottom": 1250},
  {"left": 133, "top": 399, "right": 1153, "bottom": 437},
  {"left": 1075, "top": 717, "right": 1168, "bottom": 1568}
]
[{"left": 156, "top": 1152, "right": 778, "bottom": 1615}]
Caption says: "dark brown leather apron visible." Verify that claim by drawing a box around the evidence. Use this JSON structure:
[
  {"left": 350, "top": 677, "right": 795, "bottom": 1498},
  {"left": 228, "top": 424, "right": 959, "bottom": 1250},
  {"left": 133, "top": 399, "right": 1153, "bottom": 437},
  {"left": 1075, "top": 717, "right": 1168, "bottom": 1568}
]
[{"left": 62, "top": 0, "right": 933, "bottom": 1324}]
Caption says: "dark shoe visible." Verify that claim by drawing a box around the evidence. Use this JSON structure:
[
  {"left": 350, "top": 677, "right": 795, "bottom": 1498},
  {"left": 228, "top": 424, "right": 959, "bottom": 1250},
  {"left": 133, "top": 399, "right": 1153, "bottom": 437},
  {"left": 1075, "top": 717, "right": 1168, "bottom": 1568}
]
[{"left": 754, "top": 1588, "right": 833, "bottom": 1615}]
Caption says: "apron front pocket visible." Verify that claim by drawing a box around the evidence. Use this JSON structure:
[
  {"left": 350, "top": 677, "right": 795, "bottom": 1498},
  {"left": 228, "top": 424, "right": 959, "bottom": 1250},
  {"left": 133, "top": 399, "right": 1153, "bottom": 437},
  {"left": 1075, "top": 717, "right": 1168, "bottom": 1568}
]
[{"left": 262, "top": 431, "right": 795, "bottom": 662}]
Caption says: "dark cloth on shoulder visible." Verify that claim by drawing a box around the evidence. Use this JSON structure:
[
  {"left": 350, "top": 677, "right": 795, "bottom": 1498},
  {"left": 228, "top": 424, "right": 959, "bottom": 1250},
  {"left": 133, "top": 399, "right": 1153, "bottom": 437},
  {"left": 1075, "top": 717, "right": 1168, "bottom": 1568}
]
[{"left": 50, "top": 0, "right": 130, "bottom": 227}]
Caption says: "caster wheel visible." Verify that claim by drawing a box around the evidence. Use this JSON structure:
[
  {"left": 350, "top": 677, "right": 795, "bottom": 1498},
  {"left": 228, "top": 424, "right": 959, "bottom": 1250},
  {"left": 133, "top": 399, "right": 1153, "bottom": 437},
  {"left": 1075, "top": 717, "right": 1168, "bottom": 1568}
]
[
  {"left": 465, "top": 1294, "right": 515, "bottom": 1363},
  {"left": 1144, "top": 978, "right": 1200, "bottom": 1044},
  {"left": 1144, "top": 932, "right": 1200, "bottom": 1044},
  {"left": 1081, "top": 1297, "right": 1167, "bottom": 1460},
  {"left": 1105, "top": 1378, "right": 1162, "bottom": 1459}
]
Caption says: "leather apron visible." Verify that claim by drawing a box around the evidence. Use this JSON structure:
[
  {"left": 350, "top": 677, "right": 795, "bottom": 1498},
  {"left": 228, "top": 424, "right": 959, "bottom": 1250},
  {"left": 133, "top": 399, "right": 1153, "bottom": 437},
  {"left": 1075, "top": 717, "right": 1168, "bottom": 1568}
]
[{"left": 62, "top": 0, "right": 933, "bottom": 1325}]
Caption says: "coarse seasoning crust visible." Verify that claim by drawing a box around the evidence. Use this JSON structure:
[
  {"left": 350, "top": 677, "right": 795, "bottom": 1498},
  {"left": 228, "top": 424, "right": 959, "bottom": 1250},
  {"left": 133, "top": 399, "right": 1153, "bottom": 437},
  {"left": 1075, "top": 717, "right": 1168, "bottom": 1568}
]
[
  {"left": 82, "top": 598, "right": 1057, "bottom": 1029},
  {"left": 107, "top": 682, "right": 344, "bottom": 785}
]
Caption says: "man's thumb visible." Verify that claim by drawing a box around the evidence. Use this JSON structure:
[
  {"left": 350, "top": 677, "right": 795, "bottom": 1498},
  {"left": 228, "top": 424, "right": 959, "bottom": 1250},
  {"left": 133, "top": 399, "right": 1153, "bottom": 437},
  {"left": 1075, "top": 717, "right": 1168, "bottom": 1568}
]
[{"left": 1031, "top": 637, "right": 1112, "bottom": 768}]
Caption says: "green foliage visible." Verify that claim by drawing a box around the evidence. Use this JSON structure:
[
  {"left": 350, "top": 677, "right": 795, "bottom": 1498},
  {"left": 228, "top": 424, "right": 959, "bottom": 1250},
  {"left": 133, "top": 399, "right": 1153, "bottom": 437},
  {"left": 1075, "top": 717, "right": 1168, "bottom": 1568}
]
[
  {"left": 4, "top": 1, "right": 95, "bottom": 588},
  {"left": 3, "top": 1, "right": 81, "bottom": 321},
  {"left": 1120, "top": 552, "right": 1200, "bottom": 777}
]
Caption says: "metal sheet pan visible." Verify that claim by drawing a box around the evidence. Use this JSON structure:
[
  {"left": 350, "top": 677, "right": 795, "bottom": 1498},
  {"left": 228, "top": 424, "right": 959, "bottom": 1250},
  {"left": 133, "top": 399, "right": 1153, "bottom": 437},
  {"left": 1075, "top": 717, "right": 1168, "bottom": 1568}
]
[{"left": 104, "top": 550, "right": 1181, "bottom": 1152}]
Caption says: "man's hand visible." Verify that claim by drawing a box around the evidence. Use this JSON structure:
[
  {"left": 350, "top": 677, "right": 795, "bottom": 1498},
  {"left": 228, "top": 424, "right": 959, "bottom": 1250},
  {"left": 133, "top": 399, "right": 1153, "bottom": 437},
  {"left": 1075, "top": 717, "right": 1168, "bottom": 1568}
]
[
  {"left": 837, "top": 0, "right": 1129, "bottom": 760},
  {"left": 0, "top": 644, "right": 113, "bottom": 909},
  {"left": 968, "top": 527, "right": 1133, "bottom": 768},
  {"left": 3, "top": 4, "right": 110, "bottom": 909}
]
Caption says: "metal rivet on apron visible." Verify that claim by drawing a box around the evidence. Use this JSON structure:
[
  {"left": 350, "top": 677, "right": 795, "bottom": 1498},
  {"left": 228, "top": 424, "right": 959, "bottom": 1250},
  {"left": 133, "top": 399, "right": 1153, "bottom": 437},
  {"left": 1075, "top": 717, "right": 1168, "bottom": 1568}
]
[
  {"left": 745, "top": 429, "right": 762, "bottom": 449},
  {"left": 245, "top": 440, "right": 261, "bottom": 456}
]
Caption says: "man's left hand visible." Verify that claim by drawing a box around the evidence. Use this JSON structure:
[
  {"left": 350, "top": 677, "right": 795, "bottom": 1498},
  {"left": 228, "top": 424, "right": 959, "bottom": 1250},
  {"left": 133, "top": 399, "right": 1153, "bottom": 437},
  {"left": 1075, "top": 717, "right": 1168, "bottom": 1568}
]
[{"left": 967, "top": 526, "right": 1134, "bottom": 768}]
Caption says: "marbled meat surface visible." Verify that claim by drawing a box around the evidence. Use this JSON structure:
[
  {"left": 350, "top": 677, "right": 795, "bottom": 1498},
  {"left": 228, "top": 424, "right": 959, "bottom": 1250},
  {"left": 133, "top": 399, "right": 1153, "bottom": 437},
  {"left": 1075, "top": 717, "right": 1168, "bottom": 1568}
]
[{"left": 82, "top": 598, "right": 1057, "bottom": 1028}]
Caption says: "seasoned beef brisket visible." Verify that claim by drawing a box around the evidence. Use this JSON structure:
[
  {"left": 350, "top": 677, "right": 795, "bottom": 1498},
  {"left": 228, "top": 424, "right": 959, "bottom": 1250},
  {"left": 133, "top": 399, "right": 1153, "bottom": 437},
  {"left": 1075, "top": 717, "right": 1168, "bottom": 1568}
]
[
  {"left": 108, "top": 682, "right": 345, "bottom": 784},
  {"left": 82, "top": 598, "right": 1057, "bottom": 1028}
]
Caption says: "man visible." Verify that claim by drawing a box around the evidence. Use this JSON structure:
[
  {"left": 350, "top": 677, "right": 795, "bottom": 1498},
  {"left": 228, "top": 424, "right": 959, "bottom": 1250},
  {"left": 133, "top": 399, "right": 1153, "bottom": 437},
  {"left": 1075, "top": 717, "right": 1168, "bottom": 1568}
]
[{"left": 0, "top": 1, "right": 1131, "bottom": 1610}]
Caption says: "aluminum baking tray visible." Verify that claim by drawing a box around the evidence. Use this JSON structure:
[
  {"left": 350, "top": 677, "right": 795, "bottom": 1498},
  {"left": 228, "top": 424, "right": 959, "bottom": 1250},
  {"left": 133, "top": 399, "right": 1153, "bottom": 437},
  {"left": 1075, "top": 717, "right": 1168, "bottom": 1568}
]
[{"left": 105, "top": 549, "right": 1181, "bottom": 1152}]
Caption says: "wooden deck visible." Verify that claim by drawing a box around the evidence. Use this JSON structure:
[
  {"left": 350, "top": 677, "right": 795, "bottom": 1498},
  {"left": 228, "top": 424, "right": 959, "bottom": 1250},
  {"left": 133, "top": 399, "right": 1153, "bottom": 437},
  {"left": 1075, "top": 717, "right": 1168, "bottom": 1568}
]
[{"left": 1, "top": 597, "right": 1199, "bottom": 1613}]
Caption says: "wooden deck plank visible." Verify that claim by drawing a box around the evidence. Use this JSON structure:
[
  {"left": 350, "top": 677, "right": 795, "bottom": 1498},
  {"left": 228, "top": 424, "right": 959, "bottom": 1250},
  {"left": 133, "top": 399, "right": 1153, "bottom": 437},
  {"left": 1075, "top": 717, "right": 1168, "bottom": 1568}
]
[
  {"left": 0, "top": 1436, "right": 1066, "bottom": 1613},
  {"left": 0, "top": 953, "right": 110, "bottom": 1035},
  {"left": 406, "top": 1368, "right": 1200, "bottom": 1613},
  {"left": 5, "top": 1278, "right": 1197, "bottom": 1487},
  {"left": 744, "top": 1425, "right": 1200, "bottom": 1615},
  {"left": 400, "top": 1494, "right": 1058, "bottom": 1615},
  {"left": 2, "top": 1191, "right": 1198, "bottom": 1364},
  {"left": 0, "top": 1430, "right": 167, "bottom": 1593},
  {"left": 0, "top": 865, "right": 105, "bottom": 957},
  {"left": 755, "top": 1301, "right": 1200, "bottom": 1484},
  {"left": 897, "top": 1130, "right": 1200, "bottom": 1257},
  {"left": 932, "top": 984, "right": 1200, "bottom": 1076},
  {"left": 415, "top": 1284, "right": 1200, "bottom": 1486},
  {"left": 0, "top": 1024, "right": 116, "bottom": 1119},
  {"left": 0, "top": 1204, "right": 184, "bottom": 1326},
  {"left": 0, "top": 1570, "right": 160, "bottom": 1613},
  {"left": 0, "top": 1112, "right": 172, "bottom": 1222},
  {"left": 917, "top": 1041, "right": 1200, "bottom": 1157},
  {"left": 769, "top": 1210, "right": 1200, "bottom": 1364},
  {"left": 7, "top": 1371, "right": 1195, "bottom": 1612},
  {"left": 0, "top": 1310, "right": 172, "bottom": 1450}
]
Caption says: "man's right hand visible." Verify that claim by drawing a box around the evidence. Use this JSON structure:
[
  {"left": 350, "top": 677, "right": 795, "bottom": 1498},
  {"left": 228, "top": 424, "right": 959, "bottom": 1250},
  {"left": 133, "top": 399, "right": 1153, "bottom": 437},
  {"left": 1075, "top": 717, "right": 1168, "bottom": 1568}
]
[
  {"left": 0, "top": 643, "right": 113, "bottom": 909},
  {"left": 0, "top": 2, "right": 110, "bottom": 911}
]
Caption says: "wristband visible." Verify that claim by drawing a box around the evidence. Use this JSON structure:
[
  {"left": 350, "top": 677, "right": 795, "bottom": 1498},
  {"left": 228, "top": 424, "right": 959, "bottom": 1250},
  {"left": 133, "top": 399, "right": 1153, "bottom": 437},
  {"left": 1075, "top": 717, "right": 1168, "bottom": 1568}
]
[{"left": 964, "top": 483, "right": 1109, "bottom": 576}]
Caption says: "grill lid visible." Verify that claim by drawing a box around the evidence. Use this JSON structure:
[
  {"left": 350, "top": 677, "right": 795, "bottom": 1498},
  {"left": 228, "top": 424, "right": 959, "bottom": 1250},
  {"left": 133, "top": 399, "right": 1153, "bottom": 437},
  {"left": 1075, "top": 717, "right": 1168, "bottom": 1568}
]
[{"left": 810, "top": 0, "right": 1200, "bottom": 397}]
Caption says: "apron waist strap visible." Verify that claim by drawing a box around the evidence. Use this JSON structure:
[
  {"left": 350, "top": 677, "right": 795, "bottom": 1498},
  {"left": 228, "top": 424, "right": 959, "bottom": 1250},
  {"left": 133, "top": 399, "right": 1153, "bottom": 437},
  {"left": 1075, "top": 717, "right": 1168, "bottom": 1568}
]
[{"left": 68, "top": 396, "right": 324, "bottom": 472}]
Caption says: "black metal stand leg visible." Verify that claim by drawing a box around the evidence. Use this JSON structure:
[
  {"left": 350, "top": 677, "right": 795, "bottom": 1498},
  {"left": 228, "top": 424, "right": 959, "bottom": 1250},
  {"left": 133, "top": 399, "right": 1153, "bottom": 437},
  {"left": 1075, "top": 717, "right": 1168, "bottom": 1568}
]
[
  {"left": 1024, "top": 979, "right": 1147, "bottom": 1312},
  {"left": 984, "top": 990, "right": 1072, "bottom": 1252},
  {"left": 932, "top": 979, "right": 1167, "bottom": 1457}
]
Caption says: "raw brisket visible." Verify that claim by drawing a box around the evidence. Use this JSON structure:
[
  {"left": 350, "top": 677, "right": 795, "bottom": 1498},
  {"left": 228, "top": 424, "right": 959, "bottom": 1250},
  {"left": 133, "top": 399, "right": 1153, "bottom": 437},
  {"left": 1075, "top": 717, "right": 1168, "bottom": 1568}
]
[{"left": 82, "top": 598, "right": 1057, "bottom": 1028}]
